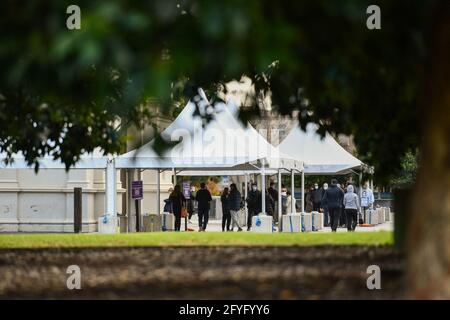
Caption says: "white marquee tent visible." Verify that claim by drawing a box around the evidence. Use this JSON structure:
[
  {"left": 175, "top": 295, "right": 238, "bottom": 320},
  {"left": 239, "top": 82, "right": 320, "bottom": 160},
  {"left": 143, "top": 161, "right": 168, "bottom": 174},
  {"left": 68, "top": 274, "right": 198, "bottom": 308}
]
[
  {"left": 115, "top": 97, "right": 301, "bottom": 172},
  {"left": 1, "top": 90, "right": 374, "bottom": 231},
  {"left": 114, "top": 91, "right": 303, "bottom": 217},
  {"left": 278, "top": 122, "right": 367, "bottom": 175}
]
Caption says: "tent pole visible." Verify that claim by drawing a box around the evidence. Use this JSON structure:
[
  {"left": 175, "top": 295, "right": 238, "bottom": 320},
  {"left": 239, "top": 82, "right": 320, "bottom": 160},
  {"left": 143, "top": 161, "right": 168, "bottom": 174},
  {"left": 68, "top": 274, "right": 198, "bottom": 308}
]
[
  {"left": 291, "top": 170, "right": 295, "bottom": 213},
  {"left": 105, "top": 159, "right": 116, "bottom": 216},
  {"left": 301, "top": 170, "right": 305, "bottom": 213},
  {"left": 244, "top": 174, "right": 248, "bottom": 203},
  {"left": 156, "top": 169, "right": 160, "bottom": 215},
  {"left": 278, "top": 169, "right": 282, "bottom": 232},
  {"left": 261, "top": 160, "right": 266, "bottom": 214},
  {"left": 126, "top": 169, "right": 133, "bottom": 232},
  {"left": 173, "top": 168, "right": 177, "bottom": 186},
  {"left": 244, "top": 174, "right": 248, "bottom": 227}
]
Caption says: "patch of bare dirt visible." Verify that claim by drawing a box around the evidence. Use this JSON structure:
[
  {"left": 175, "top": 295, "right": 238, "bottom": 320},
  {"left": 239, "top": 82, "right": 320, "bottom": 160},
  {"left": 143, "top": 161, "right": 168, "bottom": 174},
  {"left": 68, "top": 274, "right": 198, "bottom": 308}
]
[{"left": 0, "top": 246, "right": 405, "bottom": 299}]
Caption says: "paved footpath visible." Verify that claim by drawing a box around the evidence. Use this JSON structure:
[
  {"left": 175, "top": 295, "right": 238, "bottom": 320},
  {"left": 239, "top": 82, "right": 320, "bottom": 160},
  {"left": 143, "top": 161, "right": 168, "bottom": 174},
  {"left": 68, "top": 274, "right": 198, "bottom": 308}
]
[{"left": 187, "top": 217, "right": 394, "bottom": 232}]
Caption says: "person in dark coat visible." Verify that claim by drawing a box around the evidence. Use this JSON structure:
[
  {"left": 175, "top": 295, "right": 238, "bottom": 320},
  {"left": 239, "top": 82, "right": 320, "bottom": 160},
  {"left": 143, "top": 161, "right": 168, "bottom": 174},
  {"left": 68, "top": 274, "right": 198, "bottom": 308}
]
[
  {"left": 305, "top": 186, "right": 314, "bottom": 212},
  {"left": 338, "top": 183, "right": 347, "bottom": 227},
  {"left": 169, "top": 185, "right": 186, "bottom": 231},
  {"left": 321, "top": 179, "right": 344, "bottom": 232},
  {"left": 312, "top": 183, "right": 323, "bottom": 211},
  {"left": 220, "top": 187, "right": 231, "bottom": 231},
  {"left": 163, "top": 187, "right": 174, "bottom": 213},
  {"left": 228, "top": 183, "right": 243, "bottom": 231},
  {"left": 281, "top": 186, "right": 288, "bottom": 214},
  {"left": 267, "top": 182, "right": 278, "bottom": 221},
  {"left": 257, "top": 191, "right": 275, "bottom": 216},
  {"left": 246, "top": 183, "right": 261, "bottom": 231},
  {"left": 195, "top": 182, "right": 212, "bottom": 231}
]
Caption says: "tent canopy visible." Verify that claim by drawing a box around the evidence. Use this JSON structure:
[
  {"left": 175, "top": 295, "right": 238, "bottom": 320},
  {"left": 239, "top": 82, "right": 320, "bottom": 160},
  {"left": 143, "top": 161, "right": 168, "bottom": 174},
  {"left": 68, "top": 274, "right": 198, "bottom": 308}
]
[
  {"left": 278, "top": 122, "right": 366, "bottom": 175},
  {"left": 115, "top": 93, "right": 302, "bottom": 172}
]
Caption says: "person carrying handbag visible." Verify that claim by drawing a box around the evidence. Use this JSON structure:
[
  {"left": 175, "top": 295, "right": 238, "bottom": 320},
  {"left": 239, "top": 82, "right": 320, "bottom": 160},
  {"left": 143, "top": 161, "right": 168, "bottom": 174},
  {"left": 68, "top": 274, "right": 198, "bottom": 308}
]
[{"left": 169, "top": 185, "right": 186, "bottom": 231}]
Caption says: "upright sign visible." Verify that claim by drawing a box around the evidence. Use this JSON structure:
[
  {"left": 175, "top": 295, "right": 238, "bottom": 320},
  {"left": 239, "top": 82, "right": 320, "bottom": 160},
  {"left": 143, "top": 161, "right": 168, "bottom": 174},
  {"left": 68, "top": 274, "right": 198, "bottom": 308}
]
[
  {"left": 221, "top": 176, "right": 230, "bottom": 187},
  {"left": 132, "top": 181, "right": 143, "bottom": 200},
  {"left": 182, "top": 181, "right": 191, "bottom": 199}
]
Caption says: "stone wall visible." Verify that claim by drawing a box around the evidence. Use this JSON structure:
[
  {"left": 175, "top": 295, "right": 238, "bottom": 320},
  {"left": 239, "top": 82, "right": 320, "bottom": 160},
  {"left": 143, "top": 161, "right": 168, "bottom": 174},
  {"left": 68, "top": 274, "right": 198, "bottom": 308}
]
[{"left": 0, "top": 167, "right": 175, "bottom": 232}]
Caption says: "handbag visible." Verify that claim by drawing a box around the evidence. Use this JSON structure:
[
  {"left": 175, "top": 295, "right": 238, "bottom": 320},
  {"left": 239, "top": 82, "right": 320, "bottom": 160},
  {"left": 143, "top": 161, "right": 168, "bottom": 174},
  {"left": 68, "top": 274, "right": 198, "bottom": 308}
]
[
  {"left": 358, "top": 211, "right": 364, "bottom": 225},
  {"left": 176, "top": 195, "right": 188, "bottom": 218},
  {"left": 181, "top": 207, "right": 188, "bottom": 218}
]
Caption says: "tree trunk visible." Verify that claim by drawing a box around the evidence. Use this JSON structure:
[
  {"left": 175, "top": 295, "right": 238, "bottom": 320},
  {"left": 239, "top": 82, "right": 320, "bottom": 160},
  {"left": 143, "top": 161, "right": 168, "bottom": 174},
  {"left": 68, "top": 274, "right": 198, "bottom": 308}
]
[{"left": 408, "top": 1, "right": 450, "bottom": 299}]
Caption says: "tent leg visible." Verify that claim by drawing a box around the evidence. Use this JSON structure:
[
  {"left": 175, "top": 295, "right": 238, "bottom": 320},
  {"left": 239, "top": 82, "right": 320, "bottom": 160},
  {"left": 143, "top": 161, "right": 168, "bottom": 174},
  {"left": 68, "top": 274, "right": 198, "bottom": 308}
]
[
  {"left": 244, "top": 174, "right": 248, "bottom": 227},
  {"left": 359, "top": 167, "right": 363, "bottom": 201},
  {"left": 261, "top": 160, "right": 266, "bottom": 214},
  {"left": 278, "top": 170, "right": 282, "bottom": 232},
  {"left": 126, "top": 169, "right": 133, "bottom": 232},
  {"left": 173, "top": 168, "right": 177, "bottom": 186},
  {"left": 291, "top": 170, "right": 295, "bottom": 213},
  {"left": 301, "top": 170, "right": 305, "bottom": 213},
  {"left": 156, "top": 169, "right": 160, "bottom": 215},
  {"left": 105, "top": 159, "right": 116, "bottom": 216},
  {"left": 136, "top": 169, "right": 142, "bottom": 232}
]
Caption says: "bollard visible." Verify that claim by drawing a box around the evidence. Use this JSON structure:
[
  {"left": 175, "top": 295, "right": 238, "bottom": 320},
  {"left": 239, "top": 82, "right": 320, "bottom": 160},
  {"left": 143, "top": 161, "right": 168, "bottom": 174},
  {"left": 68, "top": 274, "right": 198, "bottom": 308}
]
[{"left": 74, "top": 187, "right": 82, "bottom": 233}]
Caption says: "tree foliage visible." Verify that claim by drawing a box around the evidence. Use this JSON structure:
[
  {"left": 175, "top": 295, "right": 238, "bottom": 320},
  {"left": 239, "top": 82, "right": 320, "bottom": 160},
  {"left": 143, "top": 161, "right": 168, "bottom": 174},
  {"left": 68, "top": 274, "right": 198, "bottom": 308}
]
[
  {"left": 0, "top": 0, "right": 438, "bottom": 178},
  {"left": 390, "top": 151, "right": 419, "bottom": 189}
]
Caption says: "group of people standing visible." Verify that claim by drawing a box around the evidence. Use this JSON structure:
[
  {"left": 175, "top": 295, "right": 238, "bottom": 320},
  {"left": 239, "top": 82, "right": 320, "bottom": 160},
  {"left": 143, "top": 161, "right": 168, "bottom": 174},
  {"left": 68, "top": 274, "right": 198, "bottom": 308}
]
[
  {"left": 163, "top": 178, "right": 374, "bottom": 233},
  {"left": 244, "top": 182, "right": 297, "bottom": 231},
  {"left": 220, "top": 180, "right": 297, "bottom": 232},
  {"left": 306, "top": 180, "right": 375, "bottom": 232},
  {"left": 163, "top": 182, "right": 212, "bottom": 232}
]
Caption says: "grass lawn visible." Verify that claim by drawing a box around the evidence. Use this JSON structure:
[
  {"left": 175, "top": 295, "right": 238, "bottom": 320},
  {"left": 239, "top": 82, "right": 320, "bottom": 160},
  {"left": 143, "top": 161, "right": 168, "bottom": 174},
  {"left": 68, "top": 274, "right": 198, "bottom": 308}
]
[{"left": 0, "top": 231, "right": 393, "bottom": 248}]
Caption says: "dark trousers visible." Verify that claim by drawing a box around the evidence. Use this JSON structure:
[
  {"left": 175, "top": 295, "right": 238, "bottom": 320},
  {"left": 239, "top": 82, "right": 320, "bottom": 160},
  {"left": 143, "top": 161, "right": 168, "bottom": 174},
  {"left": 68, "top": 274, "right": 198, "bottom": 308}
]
[
  {"left": 339, "top": 207, "right": 347, "bottom": 226},
  {"left": 362, "top": 207, "right": 369, "bottom": 224},
  {"left": 329, "top": 207, "right": 340, "bottom": 231},
  {"left": 247, "top": 209, "right": 257, "bottom": 229},
  {"left": 345, "top": 209, "right": 358, "bottom": 231},
  {"left": 313, "top": 203, "right": 321, "bottom": 211},
  {"left": 222, "top": 210, "right": 231, "bottom": 231},
  {"left": 198, "top": 207, "right": 209, "bottom": 230},
  {"left": 174, "top": 212, "right": 181, "bottom": 231},
  {"left": 323, "top": 207, "right": 330, "bottom": 226},
  {"left": 272, "top": 203, "right": 278, "bottom": 222}
]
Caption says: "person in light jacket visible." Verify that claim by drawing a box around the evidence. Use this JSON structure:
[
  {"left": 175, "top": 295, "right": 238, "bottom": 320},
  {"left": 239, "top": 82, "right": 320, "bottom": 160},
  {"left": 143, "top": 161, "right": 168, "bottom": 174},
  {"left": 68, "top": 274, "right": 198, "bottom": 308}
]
[
  {"left": 343, "top": 184, "right": 360, "bottom": 231},
  {"left": 360, "top": 182, "right": 375, "bottom": 223},
  {"left": 285, "top": 190, "right": 296, "bottom": 213}
]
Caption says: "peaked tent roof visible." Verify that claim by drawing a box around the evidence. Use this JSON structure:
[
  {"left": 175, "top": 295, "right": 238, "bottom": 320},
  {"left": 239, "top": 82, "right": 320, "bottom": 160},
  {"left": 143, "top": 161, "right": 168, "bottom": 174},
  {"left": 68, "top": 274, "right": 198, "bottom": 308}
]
[
  {"left": 115, "top": 92, "right": 302, "bottom": 172},
  {"left": 278, "top": 122, "right": 365, "bottom": 174},
  {"left": 175, "top": 99, "right": 302, "bottom": 176}
]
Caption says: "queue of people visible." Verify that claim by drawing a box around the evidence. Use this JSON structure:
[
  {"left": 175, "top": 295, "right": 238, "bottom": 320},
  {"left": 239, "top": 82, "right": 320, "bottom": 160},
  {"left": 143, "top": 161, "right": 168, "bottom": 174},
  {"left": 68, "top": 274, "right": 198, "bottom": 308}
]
[
  {"left": 163, "top": 178, "right": 374, "bottom": 233},
  {"left": 163, "top": 182, "right": 212, "bottom": 232},
  {"left": 306, "top": 179, "right": 374, "bottom": 232}
]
